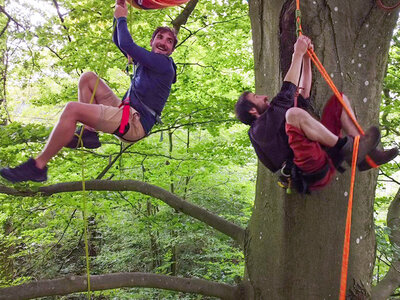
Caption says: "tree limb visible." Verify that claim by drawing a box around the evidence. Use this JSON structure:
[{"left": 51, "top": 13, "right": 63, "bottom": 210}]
[
  {"left": 0, "top": 6, "right": 23, "bottom": 28},
  {"left": 0, "top": 180, "right": 245, "bottom": 247},
  {"left": 51, "top": 0, "right": 72, "bottom": 42},
  {"left": 372, "top": 187, "right": 400, "bottom": 300},
  {"left": 0, "top": 272, "right": 240, "bottom": 300},
  {"left": 171, "top": 0, "right": 199, "bottom": 34},
  {"left": 0, "top": 17, "right": 10, "bottom": 38}
]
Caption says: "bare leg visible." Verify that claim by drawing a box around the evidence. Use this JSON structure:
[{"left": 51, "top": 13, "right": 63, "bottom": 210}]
[
  {"left": 340, "top": 94, "right": 360, "bottom": 136},
  {"left": 286, "top": 107, "right": 339, "bottom": 147},
  {"left": 78, "top": 71, "right": 119, "bottom": 131},
  {"left": 35, "top": 102, "right": 102, "bottom": 169}
]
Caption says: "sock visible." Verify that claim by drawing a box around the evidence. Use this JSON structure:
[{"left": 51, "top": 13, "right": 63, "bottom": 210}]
[
  {"left": 326, "top": 137, "right": 348, "bottom": 173},
  {"left": 331, "top": 136, "right": 347, "bottom": 152}
]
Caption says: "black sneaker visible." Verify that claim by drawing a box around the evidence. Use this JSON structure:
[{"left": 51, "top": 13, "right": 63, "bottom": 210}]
[
  {"left": 65, "top": 127, "right": 101, "bottom": 149},
  {"left": 0, "top": 158, "right": 47, "bottom": 183}
]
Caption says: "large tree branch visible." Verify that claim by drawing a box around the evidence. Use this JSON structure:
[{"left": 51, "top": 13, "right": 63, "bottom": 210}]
[
  {"left": 171, "top": 0, "right": 199, "bottom": 34},
  {"left": 0, "top": 180, "right": 245, "bottom": 247},
  {"left": 372, "top": 187, "right": 400, "bottom": 300},
  {"left": 0, "top": 272, "right": 240, "bottom": 300}
]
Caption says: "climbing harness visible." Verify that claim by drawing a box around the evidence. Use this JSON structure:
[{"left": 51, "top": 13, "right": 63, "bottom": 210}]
[
  {"left": 294, "top": 1, "right": 379, "bottom": 299},
  {"left": 278, "top": 159, "right": 330, "bottom": 194},
  {"left": 114, "top": 57, "right": 163, "bottom": 143}
]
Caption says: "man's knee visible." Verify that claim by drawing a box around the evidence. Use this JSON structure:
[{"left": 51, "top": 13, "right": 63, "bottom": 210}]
[
  {"left": 79, "top": 71, "right": 98, "bottom": 88},
  {"left": 61, "top": 102, "right": 80, "bottom": 120},
  {"left": 286, "top": 107, "right": 308, "bottom": 126}
]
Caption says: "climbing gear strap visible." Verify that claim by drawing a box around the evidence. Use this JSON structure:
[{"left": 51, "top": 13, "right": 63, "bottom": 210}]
[
  {"left": 339, "top": 136, "right": 360, "bottom": 300},
  {"left": 117, "top": 98, "right": 132, "bottom": 136},
  {"left": 278, "top": 159, "right": 330, "bottom": 194},
  {"left": 295, "top": 3, "right": 302, "bottom": 37},
  {"left": 76, "top": 75, "right": 100, "bottom": 300}
]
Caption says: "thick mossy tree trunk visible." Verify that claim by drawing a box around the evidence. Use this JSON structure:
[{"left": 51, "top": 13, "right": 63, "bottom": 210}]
[{"left": 245, "top": 0, "right": 398, "bottom": 298}]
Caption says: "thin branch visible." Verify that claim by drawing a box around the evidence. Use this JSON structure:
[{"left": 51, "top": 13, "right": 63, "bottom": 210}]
[
  {"left": 0, "top": 180, "right": 245, "bottom": 247},
  {"left": 0, "top": 6, "right": 23, "bottom": 28},
  {"left": 379, "top": 169, "right": 400, "bottom": 186},
  {"left": 0, "top": 272, "right": 240, "bottom": 300},
  {"left": 0, "top": 17, "right": 10, "bottom": 38},
  {"left": 149, "top": 118, "right": 237, "bottom": 135},
  {"left": 51, "top": 0, "right": 72, "bottom": 42},
  {"left": 176, "top": 15, "right": 246, "bottom": 48},
  {"left": 175, "top": 62, "right": 219, "bottom": 72}
]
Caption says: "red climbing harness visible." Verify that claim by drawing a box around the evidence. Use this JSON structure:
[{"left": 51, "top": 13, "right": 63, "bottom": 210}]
[{"left": 127, "top": 0, "right": 190, "bottom": 9}]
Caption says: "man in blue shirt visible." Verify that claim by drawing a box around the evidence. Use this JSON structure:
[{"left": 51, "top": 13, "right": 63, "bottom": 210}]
[{"left": 0, "top": 0, "right": 177, "bottom": 183}]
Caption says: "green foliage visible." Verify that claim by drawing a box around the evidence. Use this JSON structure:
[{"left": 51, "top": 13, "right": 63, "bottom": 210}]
[{"left": 373, "top": 23, "right": 400, "bottom": 291}]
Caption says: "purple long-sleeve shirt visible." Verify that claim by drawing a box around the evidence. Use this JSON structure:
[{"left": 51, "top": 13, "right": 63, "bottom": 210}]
[
  {"left": 113, "top": 17, "right": 177, "bottom": 134},
  {"left": 249, "top": 82, "right": 311, "bottom": 173}
]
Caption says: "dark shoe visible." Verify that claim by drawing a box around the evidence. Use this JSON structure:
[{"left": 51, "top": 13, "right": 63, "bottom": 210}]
[
  {"left": 0, "top": 158, "right": 47, "bottom": 183},
  {"left": 340, "top": 126, "right": 380, "bottom": 165},
  {"left": 358, "top": 147, "right": 399, "bottom": 171},
  {"left": 65, "top": 127, "right": 101, "bottom": 149}
]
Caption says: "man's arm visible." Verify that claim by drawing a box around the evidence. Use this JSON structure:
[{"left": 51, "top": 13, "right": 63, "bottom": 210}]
[
  {"left": 112, "top": 17, "right": 128, "bottom": 58},
  {"left": 283, "top": 35, "right": 311, "bottom": 85},
  {"left": 299, "top": 43, "right": 313, "bottom": 98},
  {"left": 114, "top": 2, "right": 172, "bottom": 72}
]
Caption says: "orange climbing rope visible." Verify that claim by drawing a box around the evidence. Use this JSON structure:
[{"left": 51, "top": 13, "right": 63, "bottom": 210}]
[
  {"left": 339, "top": 135, "right": 360, "bottom": 299},
  {"left": 294, "top": 1, "right": 376, "bottom": 299}
]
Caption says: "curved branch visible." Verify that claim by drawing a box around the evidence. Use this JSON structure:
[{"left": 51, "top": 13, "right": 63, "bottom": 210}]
[
  {"left": 171, "top": 0, "right": 199, "bottom": 34},
  {"left": 0, "top": 180, "right": 245, "bottom": 247},
  {"left": 372, "top": 187, "right": 400, "bottom": 300},
  {"left": 0, "top": 272, "right": 240, "bottom": 300}
]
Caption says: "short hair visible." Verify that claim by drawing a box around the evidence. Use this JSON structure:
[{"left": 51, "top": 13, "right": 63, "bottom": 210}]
[
  {"left": 152, "top": 27, "right": 178, "bottom": 48},
  {"left": 235, "top": 91, "right": 256, "bottom": 125}
]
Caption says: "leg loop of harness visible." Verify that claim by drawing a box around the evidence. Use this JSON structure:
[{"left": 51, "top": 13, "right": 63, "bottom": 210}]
[{"left": 278, "top": 160, "right": 330, "bottom": 194}]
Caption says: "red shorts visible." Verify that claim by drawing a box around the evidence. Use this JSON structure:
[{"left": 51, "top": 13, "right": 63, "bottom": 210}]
[{"left": 285, "top": 95, "right": 343, "bottom": 190}]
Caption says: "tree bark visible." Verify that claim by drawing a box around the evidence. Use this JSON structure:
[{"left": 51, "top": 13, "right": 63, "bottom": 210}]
[
  {"left": 0, "top": 180, "right": 245, "bottom": 247},
  {"left": 246, "top": 0, "right": 398, "bottom": 298},
  {"left": 0, "top": 272, "right": 240, "bottom": 300}
]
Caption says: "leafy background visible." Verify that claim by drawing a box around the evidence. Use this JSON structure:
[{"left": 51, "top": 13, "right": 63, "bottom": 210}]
[{"left": 0, "top": 0, "right": 399, "bottom": 299}]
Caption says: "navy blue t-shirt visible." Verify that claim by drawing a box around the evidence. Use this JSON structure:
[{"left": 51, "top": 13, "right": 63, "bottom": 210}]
[
  {"left": 249, "top": 82, "right": 311, "bottom": 173},
  {"left": 113, "top": 17, "right": 177, "bottom": 134}
]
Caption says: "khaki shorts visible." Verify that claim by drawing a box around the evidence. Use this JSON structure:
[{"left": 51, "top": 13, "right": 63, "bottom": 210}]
[{"left": 94, "top": 90, "right": 146, "bottom": 143}]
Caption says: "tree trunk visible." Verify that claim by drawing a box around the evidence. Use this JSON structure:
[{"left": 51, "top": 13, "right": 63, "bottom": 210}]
[
  {"left": 245, "top": 0, "right": 398, "bottom": 298},
  {"left": 0, "top": 0, "right": 9, "bottom": 125},
  {"left": 0, "top": 218, "right": 14, "bottom": 284}
]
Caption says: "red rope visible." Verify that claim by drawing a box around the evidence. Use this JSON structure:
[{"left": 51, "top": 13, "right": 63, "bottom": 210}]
[{"left": 375, "top": 0, "right": 400, "bottom": 11}]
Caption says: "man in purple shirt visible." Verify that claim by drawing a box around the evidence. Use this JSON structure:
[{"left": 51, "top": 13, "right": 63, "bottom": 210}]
[
  {"left": 0, "top": 0, "right": 177, "bottom": 183},
  {"left": 235, "top": 35, "right": 398, "bottom": 193}
]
